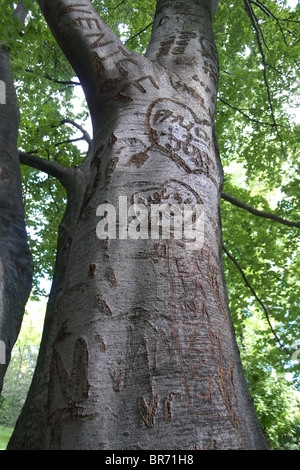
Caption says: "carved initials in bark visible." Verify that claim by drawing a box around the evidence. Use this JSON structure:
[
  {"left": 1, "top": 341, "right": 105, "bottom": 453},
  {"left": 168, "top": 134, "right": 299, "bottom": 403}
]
[
  {"left": 144, "top": 98, "right": 219, "bottom": 188},
  {"left": 138, "top": 395, "right": 159, "bottom": 428},
  {"left": 49, "top": 337, "right": 89, "bottom": 407},
  {"left": 164, "top": 393, "right": 181, "bottom": 422},
  {"left": 47, "top": 337, "right": 96, "bottom": 449}
]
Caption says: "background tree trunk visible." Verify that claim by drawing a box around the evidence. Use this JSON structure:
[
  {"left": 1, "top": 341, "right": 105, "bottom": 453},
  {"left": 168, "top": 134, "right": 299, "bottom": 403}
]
[
  {"left": 0, "top": 47, "right": 33, "bottom": 393},
  {"left": 9, "top": 0, "right": 268, "bottom": 449}
]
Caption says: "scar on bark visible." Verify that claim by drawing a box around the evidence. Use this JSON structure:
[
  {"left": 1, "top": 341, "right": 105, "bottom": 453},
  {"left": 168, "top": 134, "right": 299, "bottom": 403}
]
[
  {"left": 105, "top": 156, "right": 119, "bottom": 180},
  {"left": 127, "top": 151, "right": 150, "bottom": 167},
  {"left": 48, "top": 337, "right": 90, "bottom": 410},
  {"left": 88, "top": 263, "right": 97, "bottom": 278},
  {"left": 108, "top": 132, "right": 117, "bottom": 149},
  {"left": 96, "top": 294, "right": 112, "bottom": 316},
  {"left": 111, "top": 369, "right": 123, "bottom": 392},
  {"left": 106, "top": 266, "right": 118, "bottom": 286},
  {"left": 54, "top": 320, "right": 71, "bottom": 345},
  {"left": 95, "top": 334, "right": 106, "bottom": 352}
]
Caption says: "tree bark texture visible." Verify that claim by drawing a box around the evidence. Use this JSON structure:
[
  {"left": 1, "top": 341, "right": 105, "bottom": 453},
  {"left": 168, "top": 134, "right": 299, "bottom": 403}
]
[
  {"left": 8, "top": 155, "right": 91, "bottom": 449},
  {"left": 9, "top": 0, "right": 267, "bottom": 449},
  {"left": 0, "top": 48, "right": 33, "bottom": 393}
]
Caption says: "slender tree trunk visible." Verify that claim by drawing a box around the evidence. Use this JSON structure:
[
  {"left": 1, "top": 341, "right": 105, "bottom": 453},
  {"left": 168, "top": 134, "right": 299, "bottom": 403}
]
[
  {"left": 8, "top": 156, "right": 90, "bottom": 449},
  {"left": 9, "top": 0, "right": 267, "bottom": 449},
  {"left": 0, "top": 47, "right": 33, "bottom": 393}
]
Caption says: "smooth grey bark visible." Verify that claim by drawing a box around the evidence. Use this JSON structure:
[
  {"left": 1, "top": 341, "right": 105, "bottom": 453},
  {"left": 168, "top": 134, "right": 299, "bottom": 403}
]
[
  {"left": 9, "top": 0, "right": 267, "bottom": 449},
  {"left": 0, "top": 47, "right": 33, "bottom": 393},
  {"left": 8, "top": 155, "right": 91, "bottom": 449}
]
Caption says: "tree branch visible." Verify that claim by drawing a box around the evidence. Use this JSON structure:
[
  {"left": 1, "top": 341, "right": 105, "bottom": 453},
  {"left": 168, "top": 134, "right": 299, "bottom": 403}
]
[
  {"left": 218, "top": 97, "right": 281, "bottom": 128},
  {"left": 222, "top": 243, "right": 289, "bottom": 354},
  {"left": 25, "top": 68, "right": 81, "bottom": 86},
  {"left": 36, "top": 0, "right": 140, "bottom": 116},
  {"left": 125, "top": 22, "right": 154, "bottom": 45},
  {"left": 244, "top": 0, "right": 286, "bottom": 157},
  {"left": 221, "top": 192, "right": 300, "bottom": 228},
  {"left": 19, "top": 151, "right": 73, "bottom": 190},
  {"left": 58, "top": 119, "right": 92, "bottom": 146},
  {"left": 252, "top": 0, "right": 293, "bottom": 46}
]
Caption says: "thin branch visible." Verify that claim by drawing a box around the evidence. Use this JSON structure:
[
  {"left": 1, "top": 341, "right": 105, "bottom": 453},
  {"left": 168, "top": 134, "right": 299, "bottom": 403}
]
[
  {"left": 218, "top": 97, "right": 280, "bottom": 128},
  {"left": 253, "top": 1, "right": 300, "bottom": 24},
  {"left": 19, "top": 151, "right": 73, "bottom": 190},
  {"left": 44, "top": 40, "right": 74, "bottom": 82},
  {"left": 25, "top": 68, "right": 81, "bottom": 86},
  {"left": 54, "top": 136, "right": 87, "bottom": 147},
  {"left": 107, "top": 0, "right": 127, "bottom": 10},
  {"left": 125, "top": 22, "right": 154, "bottom": 45},
  {"left": 244, "top": 0, "right": 286, "bottom": 157},
  {"left": 221, "top": 192, "right": 300, "bottom": 228},
  {"left": 248, "top": 3, "right": 269, "bottom": 50},
  {"left": 222, "top": 243, "right": 289, "bottom": 354},
  {"left": 250, "top": 0, "right": 271, "bottom": 18},
  {"left": 252, "top": 0, "right": 293, "bottom": 46},
  {"left": 58, "top": 119, "right": 92, "bottom": 146}
]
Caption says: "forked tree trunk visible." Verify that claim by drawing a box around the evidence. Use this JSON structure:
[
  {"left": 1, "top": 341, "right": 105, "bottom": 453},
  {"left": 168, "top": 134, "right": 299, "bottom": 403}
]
[{"left": 9, "top": 0, "right": 268, "bottom": 449}]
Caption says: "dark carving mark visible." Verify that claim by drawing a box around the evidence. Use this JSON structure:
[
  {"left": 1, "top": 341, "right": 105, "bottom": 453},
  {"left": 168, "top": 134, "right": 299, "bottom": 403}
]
[
  {"left": 144, "top": 98, "right": 219, "bottom": 189},
  {"left": 210, "top": 440, "right": 219, "bottom": 450},
  {"left": 115, "top": 75, "right": 159, "bottom": 102},
  {"left": 112, "top": 369, "right": 123, "bottom": 392},
  {"left": 109, "top": 132, "right": 117, "bottom": 149},
  {"left": 164, "top": 393, "right": 181, "bottom": 422},
  {"left": 60, "top": 4, "right": 92, "bottom": 15},
  {"left": 92, "top": 48, "right": 132, "bottom": 90},
  {"left": 156, "top": 37, "right": 176, "bottom": 58},
  {"left": 106, "top": 266, "right": 118, "bottom": 286},
  {"left": 99, "top": 56, "right": 138, "bottom": 92},
  {"left": 92, "top": 49, "right": 119, "bottom": 79},
  {"left": 172, "top": 80, "right": 205, "bottom": 106},
  {"left": 127, "top": 151, "right": 149, "bottom": 168},
  {"left": 114, "top": 92, "right": 133, "bottom": 102},
  {"left": 88, "top": 263, "right": 97, "bottom": 278},
  {"left": 0, "top": 168, "right": 9, "bottom": 181},
  {"left": 215, "top": 365, "right": 240, "bottom": 431},
  {"left": 96, "top": 294, "right": 112, "bottom": 316},
  {"left": 85, "top": 32, "right": 113, "bottom": 49},
  {"left": 131, "top": 75, "right": 160, "bottom": 93},
  {"left": 157, "top": 16, "right": 171, "bottom": 28},
  {"left": 138, "top": 396, "right": 158, "bottom": 428},
  {"left": 48, "top": 337, "right": 89, "bottom": 409},
  {"left": 79, "top": 147, "right": 103, "bottom": 215},
  {"left": 73, "top": 17, "right": 101, "bottom": 30},
  {"left": 47, "top": 407, "right": 98, "bottom": 449},
  {"left": 54, "top": 320, "right": 71, "bottom": 345},
  {"left": 95, "top": 334, "right": 106, "bottom": 352},
  {"left": 131, "top": 179, "right": 203, "bottom": 210},
  {"left": 105, "top": 156, "right": 118, "bottom": 180}
]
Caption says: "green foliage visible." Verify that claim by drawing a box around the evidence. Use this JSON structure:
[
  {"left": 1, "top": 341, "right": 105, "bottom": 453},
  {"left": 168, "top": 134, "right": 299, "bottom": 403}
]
[
  {"left": 236, "top": 310, "right": 300, "bottom": 448},
  {"left": 0, "top": 426, "right": 13, "bottom": 451},
  {"left": 212, "top": 0, "right": 300, "bottom": 446},
  {"left": 91, "top": 0, "right": 155, "bottom": 53},
  {"left": 0, "top": 301, "right": 45, "bottom": 429}
]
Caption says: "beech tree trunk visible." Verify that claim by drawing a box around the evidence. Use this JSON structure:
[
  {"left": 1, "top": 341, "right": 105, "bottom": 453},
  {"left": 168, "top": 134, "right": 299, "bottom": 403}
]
[
  {"left": 0, "top": 47, "right": 33, "bottom": 393},
  {"left": 9, "top": 0, "right": 268, "bottom": 449}
]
